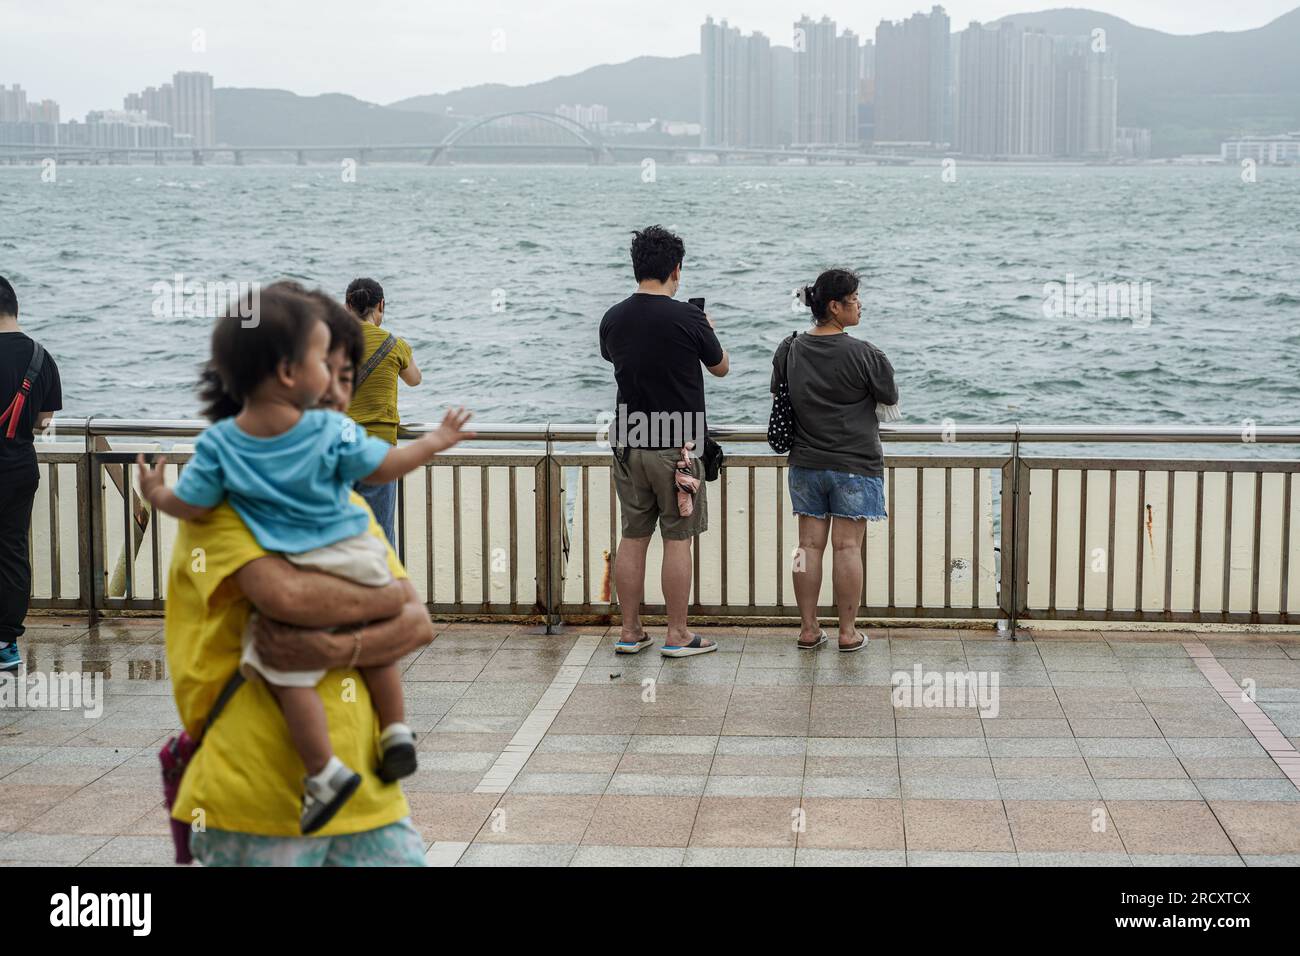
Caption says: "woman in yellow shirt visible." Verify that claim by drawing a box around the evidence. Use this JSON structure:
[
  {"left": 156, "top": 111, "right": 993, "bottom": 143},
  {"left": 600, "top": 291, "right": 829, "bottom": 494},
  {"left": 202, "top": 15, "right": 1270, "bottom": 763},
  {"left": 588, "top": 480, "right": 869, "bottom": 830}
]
[
  {"left": 344, "top": 278, "right": 421, "bottom": 546},
  {"left": 166, "top": 289, "right": 435, "bottom": 865}
]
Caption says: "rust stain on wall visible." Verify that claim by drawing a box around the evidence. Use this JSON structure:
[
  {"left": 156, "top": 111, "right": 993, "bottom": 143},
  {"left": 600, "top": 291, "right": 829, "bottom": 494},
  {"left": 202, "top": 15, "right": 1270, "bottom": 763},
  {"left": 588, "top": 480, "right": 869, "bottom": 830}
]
[{"left": 1146, "top": 503, "right": 1154, "bottom": 551}]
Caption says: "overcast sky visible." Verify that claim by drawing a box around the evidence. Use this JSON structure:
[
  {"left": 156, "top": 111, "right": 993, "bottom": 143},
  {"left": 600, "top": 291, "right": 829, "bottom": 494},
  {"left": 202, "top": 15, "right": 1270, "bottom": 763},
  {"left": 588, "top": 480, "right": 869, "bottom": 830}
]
[{"left": 3, "top": 0, "right": 1295, "bottom": 119}]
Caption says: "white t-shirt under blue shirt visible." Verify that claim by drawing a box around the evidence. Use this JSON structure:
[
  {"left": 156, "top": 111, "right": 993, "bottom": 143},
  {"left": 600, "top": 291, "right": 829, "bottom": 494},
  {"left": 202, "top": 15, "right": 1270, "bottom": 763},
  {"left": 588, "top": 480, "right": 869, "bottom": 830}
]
[{"left": 174, "top": 409, "right": 392, "bottom": 553}]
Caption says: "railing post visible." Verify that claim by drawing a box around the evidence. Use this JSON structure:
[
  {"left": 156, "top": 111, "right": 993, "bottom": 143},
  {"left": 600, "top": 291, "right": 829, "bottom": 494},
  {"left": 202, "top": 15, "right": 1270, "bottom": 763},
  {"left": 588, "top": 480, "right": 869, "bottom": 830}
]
[
  {"left": 1007, "top": 425, "right": 1025, "bottom": 639},
  {"left": 83, "top": 420, "right": 105, "bottom": 624},
  {"left": 543, "top": 424, "right": 562, "bottom": 635}
]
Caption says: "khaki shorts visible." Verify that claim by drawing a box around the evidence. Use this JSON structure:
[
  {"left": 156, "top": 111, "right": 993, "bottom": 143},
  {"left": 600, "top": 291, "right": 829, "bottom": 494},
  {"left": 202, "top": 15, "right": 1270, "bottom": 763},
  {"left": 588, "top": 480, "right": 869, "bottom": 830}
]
[{"left": 612, "top": 447, "right": 708, "bottom": 540}]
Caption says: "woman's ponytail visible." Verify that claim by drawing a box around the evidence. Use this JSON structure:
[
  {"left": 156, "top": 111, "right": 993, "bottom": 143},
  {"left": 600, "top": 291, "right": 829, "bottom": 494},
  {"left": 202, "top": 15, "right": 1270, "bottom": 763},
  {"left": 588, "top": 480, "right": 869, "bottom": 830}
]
[{"left": 345, "top": 277, "right": 384, "bottom": 319}]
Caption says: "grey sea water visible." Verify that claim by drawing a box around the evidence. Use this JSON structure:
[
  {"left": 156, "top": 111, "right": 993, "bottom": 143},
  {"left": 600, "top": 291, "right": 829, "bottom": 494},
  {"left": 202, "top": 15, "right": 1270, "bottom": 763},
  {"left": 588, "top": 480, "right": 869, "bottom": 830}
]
[{"left": 2, "top": 163, "right": 1298, "bottom": 432}]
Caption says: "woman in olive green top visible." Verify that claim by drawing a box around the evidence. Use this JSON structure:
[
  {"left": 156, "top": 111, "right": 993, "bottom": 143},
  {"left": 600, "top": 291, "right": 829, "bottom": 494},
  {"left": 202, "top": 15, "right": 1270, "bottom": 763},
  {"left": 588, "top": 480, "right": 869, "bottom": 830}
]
[{"left": 344, "top": 278, "right": 422, "bottom": 545}]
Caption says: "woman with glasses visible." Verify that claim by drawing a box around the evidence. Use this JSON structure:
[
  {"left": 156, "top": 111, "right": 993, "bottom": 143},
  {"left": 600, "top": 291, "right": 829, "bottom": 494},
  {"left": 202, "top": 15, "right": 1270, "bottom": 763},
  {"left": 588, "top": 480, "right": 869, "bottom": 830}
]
[{"left": 770, "top": 269, "right": 898, "bottom": 652}]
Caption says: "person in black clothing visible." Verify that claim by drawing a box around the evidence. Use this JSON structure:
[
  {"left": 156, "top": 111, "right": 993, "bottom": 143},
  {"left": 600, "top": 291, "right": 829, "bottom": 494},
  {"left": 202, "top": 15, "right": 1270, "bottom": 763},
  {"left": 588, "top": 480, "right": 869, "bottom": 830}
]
[
  {"left": 599, "top": 226, "right": 729, "bottom": 657},
  {"left": 0, "top": 276, "right": 63, "bottom": 671}
]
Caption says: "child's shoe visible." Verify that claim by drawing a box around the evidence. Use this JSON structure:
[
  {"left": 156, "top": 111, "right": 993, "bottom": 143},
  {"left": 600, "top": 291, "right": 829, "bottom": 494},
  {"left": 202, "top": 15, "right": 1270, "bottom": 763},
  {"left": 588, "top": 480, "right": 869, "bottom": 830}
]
[
  {"left": 378, "top": 723, "right": 418, "bottom": 782},
  {"left": 301, "top": 756, "right": 362, "bottom": 834}
]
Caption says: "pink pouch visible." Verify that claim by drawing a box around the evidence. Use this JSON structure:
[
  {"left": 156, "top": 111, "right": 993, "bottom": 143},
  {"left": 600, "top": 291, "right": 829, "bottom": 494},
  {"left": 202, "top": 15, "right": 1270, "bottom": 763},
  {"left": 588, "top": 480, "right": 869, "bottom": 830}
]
[
  {"left": 158, "top": 671, "right": 244, "bottom": 864},
  {"left": 159, "top": 732, "right": 200, "bottom": 863},
  {"left": 675, "top": 444, "right": 701, "bottom": 517}
]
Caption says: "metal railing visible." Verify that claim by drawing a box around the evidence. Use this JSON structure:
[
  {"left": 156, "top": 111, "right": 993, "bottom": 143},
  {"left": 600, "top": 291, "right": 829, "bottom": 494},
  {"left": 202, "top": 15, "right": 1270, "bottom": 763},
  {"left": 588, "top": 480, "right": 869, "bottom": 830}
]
[{"left": 27, "top": 418, "right": 1300, "bottom": 631}]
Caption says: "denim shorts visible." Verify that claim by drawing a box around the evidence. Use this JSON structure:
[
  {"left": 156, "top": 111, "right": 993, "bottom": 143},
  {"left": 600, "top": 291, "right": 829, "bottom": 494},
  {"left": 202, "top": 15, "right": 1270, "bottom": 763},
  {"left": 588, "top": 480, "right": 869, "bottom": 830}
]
[{"left": 788, "top": 466, "right": 887, "bottom": 521}]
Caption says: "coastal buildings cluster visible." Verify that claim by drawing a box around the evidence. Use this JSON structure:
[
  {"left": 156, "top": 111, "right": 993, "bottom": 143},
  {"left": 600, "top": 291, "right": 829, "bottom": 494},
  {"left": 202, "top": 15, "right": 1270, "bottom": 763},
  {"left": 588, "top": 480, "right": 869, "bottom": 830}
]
[
  {"left": 701, "top": 5, "right": 1137, "bottom": 159},
  {"left": 0, "top": 72, "right": 215, "bottom": 150}
]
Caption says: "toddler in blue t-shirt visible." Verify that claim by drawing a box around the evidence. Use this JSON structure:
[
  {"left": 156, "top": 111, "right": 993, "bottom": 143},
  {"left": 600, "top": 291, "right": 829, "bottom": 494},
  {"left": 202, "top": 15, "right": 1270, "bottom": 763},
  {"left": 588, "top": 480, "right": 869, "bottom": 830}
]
[{"left": 139, "top": 284, "right": 474, "bottom": 833}]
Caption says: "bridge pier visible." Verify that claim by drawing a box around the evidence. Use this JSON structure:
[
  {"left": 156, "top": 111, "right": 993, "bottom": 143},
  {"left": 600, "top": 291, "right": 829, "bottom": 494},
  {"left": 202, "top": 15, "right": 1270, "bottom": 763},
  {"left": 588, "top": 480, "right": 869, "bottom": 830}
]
[
  {"left": 154, "top": 150, "right": 164, "bottom": 166},
  {"left": 233, "top": 150, "right": 244, "bottom": 166},
  {"left": 358, "top": 149, "right": 369, "bottom": 166},
  {"left": 296, "top": 149, "right": 307, "bottom": 167},
  {"left": 191, "top": 150, "right": 204, "bottom": 166}
]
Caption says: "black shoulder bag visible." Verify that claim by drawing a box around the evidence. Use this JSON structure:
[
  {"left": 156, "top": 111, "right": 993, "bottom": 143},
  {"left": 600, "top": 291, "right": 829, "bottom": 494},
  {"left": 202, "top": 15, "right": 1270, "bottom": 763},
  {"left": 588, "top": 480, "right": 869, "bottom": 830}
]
[{"left": 767, "top": 332, "right": 799, "bottom": 454}]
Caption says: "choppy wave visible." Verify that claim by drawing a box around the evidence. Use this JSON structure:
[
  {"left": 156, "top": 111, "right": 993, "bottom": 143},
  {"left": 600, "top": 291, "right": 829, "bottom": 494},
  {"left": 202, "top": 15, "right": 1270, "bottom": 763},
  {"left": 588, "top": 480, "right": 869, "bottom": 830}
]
[{"left": 3, "top": 163, "right": 1299, "bottom": 429}]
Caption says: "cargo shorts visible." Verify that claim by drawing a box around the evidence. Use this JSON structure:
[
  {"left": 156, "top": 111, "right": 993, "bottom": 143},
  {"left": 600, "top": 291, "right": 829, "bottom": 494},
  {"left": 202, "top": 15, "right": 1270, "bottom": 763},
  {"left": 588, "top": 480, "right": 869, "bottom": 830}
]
[{"left": 612, "top": 447, "right": 708, "bottom": 540}]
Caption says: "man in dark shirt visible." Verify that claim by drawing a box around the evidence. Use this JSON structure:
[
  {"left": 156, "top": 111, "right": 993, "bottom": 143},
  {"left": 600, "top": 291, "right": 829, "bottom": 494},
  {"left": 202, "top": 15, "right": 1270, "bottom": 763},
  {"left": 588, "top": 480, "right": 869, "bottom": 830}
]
[
  {"left": 598, "top": 226, "right": 728, "bottom": 657},
  {"left": 0, "top": 276, "right": 63, "bottom": 671}
]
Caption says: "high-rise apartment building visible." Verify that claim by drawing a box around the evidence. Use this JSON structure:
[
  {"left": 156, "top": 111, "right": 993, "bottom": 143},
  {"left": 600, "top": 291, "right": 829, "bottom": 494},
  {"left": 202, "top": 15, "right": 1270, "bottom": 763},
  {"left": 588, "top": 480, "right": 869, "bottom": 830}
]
[
  {"left": 172, "top": 71, "right": 215, "bottom": 147},
  {"left": 0, "top": 84, "right": 28, "bottom": 122},
  {"left": 1053, "top": 37, "right": 1116, "bottom": 158},
  {"left": 874, "top": 6, "right": 949, "bottom": 146},
  {"left": 1018, "top": 32, "right": 1055, "bottom": 157},
  {"left": 956, "top": 21, "right": 1114, "bottom": 159},
  {"left": 123, "top": 72, "right": 214, "bottom": 147},
  {"left": 701, "top": 17, "right": 775, "bottom": 148},
  {"left": 793, "top": 15, "right": 860, "bottom": 147},
  {"left": 955, "top": 21, "right": 1017, "bottom": 156}
]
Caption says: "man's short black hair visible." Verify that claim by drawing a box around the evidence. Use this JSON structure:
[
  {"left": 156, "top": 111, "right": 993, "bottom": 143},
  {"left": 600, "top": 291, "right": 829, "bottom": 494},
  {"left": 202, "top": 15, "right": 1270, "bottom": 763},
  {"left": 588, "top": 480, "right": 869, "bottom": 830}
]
[
  {"left": 630, "top": 225, "right": 685, "bottom": 283},
  {"left": 0, "top": 276, "right": 17, "bottom": 318}
]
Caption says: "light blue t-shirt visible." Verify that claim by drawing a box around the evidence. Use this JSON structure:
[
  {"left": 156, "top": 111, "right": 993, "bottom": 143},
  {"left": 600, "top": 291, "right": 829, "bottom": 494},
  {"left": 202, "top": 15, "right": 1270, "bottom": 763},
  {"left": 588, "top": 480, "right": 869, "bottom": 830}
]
[{"left": 174, "top": 409, "right": 392, "bottom": 553}]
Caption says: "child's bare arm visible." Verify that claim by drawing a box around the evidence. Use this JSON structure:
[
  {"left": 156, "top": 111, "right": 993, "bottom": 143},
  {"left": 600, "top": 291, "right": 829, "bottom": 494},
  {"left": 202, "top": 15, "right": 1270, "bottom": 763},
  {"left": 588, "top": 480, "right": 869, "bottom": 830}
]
[
  {"left": 136, "top": 453, "right": 215, "bottom": 521},
  {"left": 361, "top": 407, "right": 475, "bottom": 485}
]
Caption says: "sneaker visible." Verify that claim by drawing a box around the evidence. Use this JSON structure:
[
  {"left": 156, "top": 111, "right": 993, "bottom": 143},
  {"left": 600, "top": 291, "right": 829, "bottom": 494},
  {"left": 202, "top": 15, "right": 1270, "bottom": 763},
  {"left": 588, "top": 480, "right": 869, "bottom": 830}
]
[
  {"left": 0, "top": 642, "right": 20, "bottom": 672},
  {"left": 301, "top": 758, "right": 362, "bottom": 834},
  {"left": 378, "top": 723, "right": 418, "bottom": 783}
]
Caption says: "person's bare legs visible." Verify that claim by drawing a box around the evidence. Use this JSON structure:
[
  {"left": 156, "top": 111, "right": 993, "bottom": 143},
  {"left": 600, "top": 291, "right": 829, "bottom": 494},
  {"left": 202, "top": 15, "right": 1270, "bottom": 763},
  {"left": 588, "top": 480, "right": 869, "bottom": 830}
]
[
  {"left": 794, "top": 515, "right": 830, "bottom": 644},
  {"left": 272, "top": 685, "right": 333, "bottom": 775},
  {"left": 615, "top": 534, "right": 650, "bottom": 642},
  {"left": 831, "top": 517, "right": 867, "bottom": 646},
  {"left": 360, "top": 663, "right": 405, "bottom": 728},
  {"left": 662, "top": 536, "right": 706, "bottom": 647}
]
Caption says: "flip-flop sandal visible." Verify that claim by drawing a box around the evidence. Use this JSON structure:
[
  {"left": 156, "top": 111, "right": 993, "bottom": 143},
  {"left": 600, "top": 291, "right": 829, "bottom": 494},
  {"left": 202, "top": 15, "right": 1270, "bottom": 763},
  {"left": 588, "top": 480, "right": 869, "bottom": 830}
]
[
  {"left": 660, "top": 634, "right": 717, "bottom": 658},
  {"left": 797, "top": 630, "right": 828, "bottom": 650},
  {"left": 614, "top": 635, "right": 654, "bottom": 654},
  {"left": 839, "top": 631, "right": 869, "bottom": 653}
]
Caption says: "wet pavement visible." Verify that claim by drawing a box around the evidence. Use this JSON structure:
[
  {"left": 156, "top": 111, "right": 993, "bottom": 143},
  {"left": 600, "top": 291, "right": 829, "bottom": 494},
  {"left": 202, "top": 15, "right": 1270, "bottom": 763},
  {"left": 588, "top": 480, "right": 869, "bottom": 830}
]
[{"left": 3, "top": 618, "right": 1299, "bottom": 866}]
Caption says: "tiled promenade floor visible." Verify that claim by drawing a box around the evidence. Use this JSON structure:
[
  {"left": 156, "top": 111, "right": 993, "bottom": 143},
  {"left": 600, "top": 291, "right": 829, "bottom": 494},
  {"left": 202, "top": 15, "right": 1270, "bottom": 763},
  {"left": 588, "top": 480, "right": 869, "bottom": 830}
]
[{"left": 3, "top": 618, "right": 1300, "bottom": 866}]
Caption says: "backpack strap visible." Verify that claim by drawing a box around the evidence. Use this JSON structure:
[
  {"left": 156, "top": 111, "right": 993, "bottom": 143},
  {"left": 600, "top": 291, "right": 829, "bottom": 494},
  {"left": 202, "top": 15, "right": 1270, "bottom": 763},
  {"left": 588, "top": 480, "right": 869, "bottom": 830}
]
[
  {"left": 779, "top": 331, "right": 798, "bottom": 384},
  {"left": 354, "top": 333, "right": 397, "bottom": 391},
  {"left": 0, "top": 341, "right": 46, "bottom": 440},
  {"left": 198, "top": 671, "right": 246, "bottom": 744}
]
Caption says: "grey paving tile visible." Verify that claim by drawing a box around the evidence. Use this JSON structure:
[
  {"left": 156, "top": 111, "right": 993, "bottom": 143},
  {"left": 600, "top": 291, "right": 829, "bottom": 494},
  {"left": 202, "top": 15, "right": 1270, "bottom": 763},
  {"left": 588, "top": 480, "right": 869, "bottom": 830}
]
[
  {"left": 536, "top": 734, "right": 630, "bottom": 754},
  {"left": 985, "top": 738, "right": 1082, "bottom": 758},
  {"left": 1193, "top": 779, "right": 1300, "bottom": 802},
  {"left": 1076, "top": 738, "right": 1175, "bottom": 758},
  {"left": 1129, "top": 854, "right": 1244, "bottom": 867},
  {"left": 570, "top": 845, "right": 686, "bottom": 867},
  {"left": 801, "top": 776, "right": 900, "bottom": 798},
  {"left": 715, "top": 736, "right": 806, "bottom": 756},
  {"left": 606, "top": 774, "right": 707, "bottom": 797},
  {"left": 458, "top": 843, "right": 578, "bottom": 866},
  {"left": 901, "top": 777, "right": 1002, "bottom": 799},
  {"left": 1018, "top": 852, "right": 1131, "bottom": 866},
  {"left": 807, "top": 737, "right": 896, "bottom": 756},
  {"left": 0, "top": 833, "right": 110, "bottom": 864},
  {"left": 997, "top": 779, "right": 1103, "bottom": 800},
  {"left": 895, "top": 737, "right": 988, "bottom": 757},
  {"left": 907, "top": 851, "right": 1019, "bottom": 866},
  {"left": 82, "top": 836, "right": 173, "bottom": 864},
  {"left": 1095, "top": 779, "right": 1204, "bottom": 800},
  {"left": 683, "top": 847, "right": 795, "bottom": 866},
  {"left": 795, "top": 849, "right": 906, "bottom": 867},
  {"left": 1242, "top": 854, "right": 1300, "bottom": 866},
  {"left": 507, "top": 772, "right": 611, "bottom": 795},
  {"left": 625, "top": 735, "right": 718, "bottom": 755},
  {"left": 704, "top": 775, "right": 802, "bottom": 798}
]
